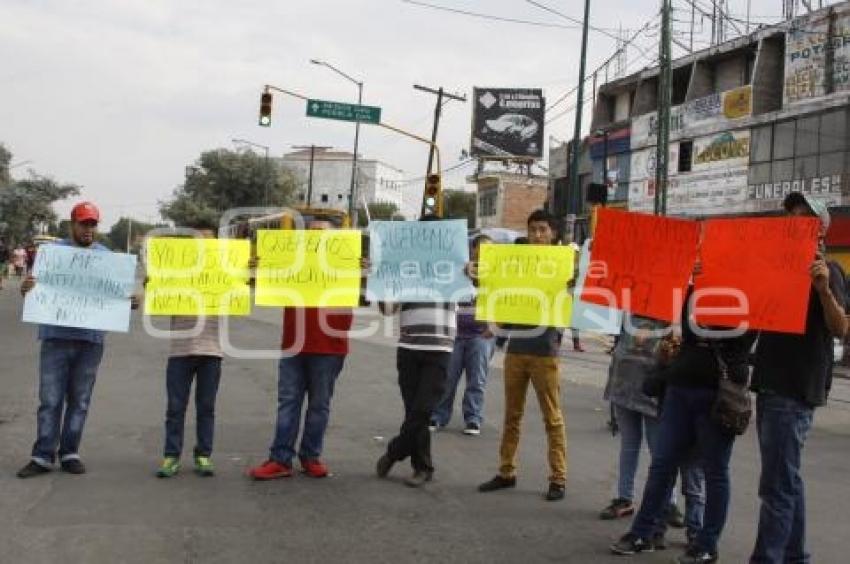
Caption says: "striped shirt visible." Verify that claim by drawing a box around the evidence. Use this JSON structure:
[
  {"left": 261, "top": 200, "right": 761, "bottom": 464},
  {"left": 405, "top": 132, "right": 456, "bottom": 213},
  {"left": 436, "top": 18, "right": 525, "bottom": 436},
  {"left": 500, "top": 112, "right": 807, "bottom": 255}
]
[
  {"left": 169, "top": 316, "right": 223, "bottom": 358},
  {"left": 399, "top": 302, "right": 456, "bottom": 353}
]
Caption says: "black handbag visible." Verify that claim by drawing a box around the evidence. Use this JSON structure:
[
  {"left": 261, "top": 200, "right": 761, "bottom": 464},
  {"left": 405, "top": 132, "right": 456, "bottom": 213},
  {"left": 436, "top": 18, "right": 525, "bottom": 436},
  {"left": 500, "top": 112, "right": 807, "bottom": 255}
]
[{"left": 709, "top": 342, "right": 752, "bottom": 436}]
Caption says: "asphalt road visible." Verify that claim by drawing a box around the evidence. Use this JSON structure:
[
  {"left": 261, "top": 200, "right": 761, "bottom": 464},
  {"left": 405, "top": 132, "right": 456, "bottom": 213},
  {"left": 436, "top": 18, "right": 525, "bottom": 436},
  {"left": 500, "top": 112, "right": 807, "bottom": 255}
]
[{"left": 1, "top": 278, "right": 849, "bottom": 564}]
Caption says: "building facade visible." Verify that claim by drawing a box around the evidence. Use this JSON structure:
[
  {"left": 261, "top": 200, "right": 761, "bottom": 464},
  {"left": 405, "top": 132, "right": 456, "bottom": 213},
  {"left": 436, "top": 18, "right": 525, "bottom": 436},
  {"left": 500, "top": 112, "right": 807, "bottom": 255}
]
[
  {"left": 475, "top": 171, "right": 548, "bottom": 231},
  {"left": 279, "top": 149, "right": 405, "bottom": 214},
  {"left": 570, "top": 1, "right": 850, "bottom": 220}
]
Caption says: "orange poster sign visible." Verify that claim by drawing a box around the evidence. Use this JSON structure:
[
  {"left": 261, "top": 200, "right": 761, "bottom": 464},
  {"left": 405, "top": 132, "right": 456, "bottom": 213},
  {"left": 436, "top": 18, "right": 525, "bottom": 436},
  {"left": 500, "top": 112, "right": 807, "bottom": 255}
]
[
  {"left": 694, "top": 216, "right": 820, "bottom": 334},
  {"left": 581, "top": 208, "right": 701, "bottom": 322}
]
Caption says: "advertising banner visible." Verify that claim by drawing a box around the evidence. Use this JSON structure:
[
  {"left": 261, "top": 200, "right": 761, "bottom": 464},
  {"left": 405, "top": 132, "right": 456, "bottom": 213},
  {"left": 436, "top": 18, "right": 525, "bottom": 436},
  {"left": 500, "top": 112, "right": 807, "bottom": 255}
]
[{"left": 471, "top": 88, "right": 545, "bottom": 159}]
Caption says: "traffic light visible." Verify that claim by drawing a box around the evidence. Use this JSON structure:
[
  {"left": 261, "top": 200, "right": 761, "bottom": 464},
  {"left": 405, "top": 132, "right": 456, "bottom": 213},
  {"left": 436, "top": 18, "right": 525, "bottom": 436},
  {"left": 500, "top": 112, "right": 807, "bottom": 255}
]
[
  {"left": 423, "top": 173, "right": 442, "bottom": 216},
  {"left": 258, "top": 91, "right": 272, "bottom": 127}
]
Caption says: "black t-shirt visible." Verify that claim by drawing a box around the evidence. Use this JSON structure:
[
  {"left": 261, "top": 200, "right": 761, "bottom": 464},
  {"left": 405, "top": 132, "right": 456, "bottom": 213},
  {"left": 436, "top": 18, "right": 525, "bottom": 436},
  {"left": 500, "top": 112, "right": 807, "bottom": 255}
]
[{"left": 752, "top": 261, "right": 847, "bottom": 407}]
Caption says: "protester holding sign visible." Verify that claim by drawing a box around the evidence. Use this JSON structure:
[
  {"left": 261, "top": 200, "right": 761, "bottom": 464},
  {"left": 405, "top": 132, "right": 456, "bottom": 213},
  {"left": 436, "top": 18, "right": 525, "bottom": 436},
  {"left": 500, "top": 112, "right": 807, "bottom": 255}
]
[
  {"left": 153, "top": 221, "right": 227, "bottom": 479},
  {"left": 17, "top": 202, "right": 139, "bottom": 479},
  {"left": 375, "top": 215, "right": 461, "bottom": 488},
  {"left": 611, "top": 287, "right": 756, "bottom": 563},
  {"left": 478, "top": 209, "right": 569, "bottom": 502},
  {"left": 749, "top": 193, "right": 848, "bottom": 564},
  {"left": 250, "top": 217, "right": 359, "bottom": 481}
]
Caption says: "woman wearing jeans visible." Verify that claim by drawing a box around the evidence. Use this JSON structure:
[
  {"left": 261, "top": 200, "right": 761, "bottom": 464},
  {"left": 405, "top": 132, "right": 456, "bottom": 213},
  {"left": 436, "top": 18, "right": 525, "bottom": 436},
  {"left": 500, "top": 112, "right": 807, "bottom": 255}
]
[
  {"left": 611, "top": 296, "right": 756, "bottom": 564},
  {"left": 602, "top": 314, "right": 705, "bottom": 548}
]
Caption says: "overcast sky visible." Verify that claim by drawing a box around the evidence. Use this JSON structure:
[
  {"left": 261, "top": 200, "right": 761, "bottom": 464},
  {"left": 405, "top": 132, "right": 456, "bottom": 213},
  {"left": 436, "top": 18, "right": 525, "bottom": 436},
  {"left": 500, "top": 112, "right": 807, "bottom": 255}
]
[{"left": 1, "top": 0, "right": 804, "bottom": 227}]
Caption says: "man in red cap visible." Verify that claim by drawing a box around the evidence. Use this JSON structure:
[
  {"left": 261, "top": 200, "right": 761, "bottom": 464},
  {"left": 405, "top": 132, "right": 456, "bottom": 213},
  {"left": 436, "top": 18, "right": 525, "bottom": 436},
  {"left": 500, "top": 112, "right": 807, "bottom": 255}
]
[{"left": 17, "top": 201, "right": 138, "bottom": 478}]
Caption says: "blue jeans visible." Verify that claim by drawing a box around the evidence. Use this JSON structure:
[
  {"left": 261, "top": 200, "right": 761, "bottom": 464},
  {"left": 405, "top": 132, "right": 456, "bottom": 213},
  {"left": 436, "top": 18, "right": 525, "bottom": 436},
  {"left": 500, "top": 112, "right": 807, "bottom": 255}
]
[
  {"left": 630, "top": 386, "right": 733, "bottom": 554},
  {"left": 615, "top": 404, "right": 705, "bottom": 535},
  {"left": 432, "top": 336, "right": 494, "bottom": 426},
  {"left": 750, "top": 394, "right": 814, "bottom": 564},
  {"left": 31, "top": 339, "right": 104, "bottom": 465},
  {"left": 269, "top": 354, "right": 345, "bottom": 465},
  {"left": 164, "top": 355, "right": 222, "bottom": 458}
]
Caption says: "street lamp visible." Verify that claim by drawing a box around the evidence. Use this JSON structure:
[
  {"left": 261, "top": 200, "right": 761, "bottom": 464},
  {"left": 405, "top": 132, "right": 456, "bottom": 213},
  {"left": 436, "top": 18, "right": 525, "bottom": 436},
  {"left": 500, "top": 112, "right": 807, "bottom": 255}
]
[
  {"left": 232, "top": 138, "right": 271, "bottom": 206},
  {"left": 9, "top": 160, "right": 33, "bottom": 170},
  {"left": 310, "top": 58, "right": 363, "bottom": 223}
]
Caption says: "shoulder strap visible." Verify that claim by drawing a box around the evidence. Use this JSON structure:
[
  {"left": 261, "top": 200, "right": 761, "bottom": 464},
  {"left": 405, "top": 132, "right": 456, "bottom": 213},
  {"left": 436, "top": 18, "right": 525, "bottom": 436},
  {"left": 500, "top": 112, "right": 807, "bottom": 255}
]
[{"left": 709, "top": 340, "right": 730, "bottom": 380}]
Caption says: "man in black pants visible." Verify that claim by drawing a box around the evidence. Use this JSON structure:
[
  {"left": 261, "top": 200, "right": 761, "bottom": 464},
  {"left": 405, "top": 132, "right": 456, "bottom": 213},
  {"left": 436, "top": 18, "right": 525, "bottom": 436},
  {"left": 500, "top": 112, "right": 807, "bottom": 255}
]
[{"left": 375, "top": 216, "right": 458, "bottom": 487}]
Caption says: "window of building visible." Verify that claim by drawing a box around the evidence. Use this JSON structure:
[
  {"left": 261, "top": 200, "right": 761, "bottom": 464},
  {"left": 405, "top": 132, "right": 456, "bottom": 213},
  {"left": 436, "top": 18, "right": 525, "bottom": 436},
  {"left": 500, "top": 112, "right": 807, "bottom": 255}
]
[
  {"left": 773, "top": 120, "right": 795, "bottom": 160},
  {"left": 750, "top": 124, "right": 773, "bottom": 163},
  {"left": 337, "top": 194, "right": 343, "bottom": 200},
  {"left": 795, "top": 116, "right": 819, "bottom": 157},
  {"left": 820, "top": 151, "right": 844, "bottom": 176},
  {"left": 748, "top": 162, "right": 772, "bottom": 185},
  {"left": 794, "top": 155, "right": 819, "bottom": 179},
  {"left": 820, "top": 109, "right": 847, "bottom": 153},
  {"left": 772, "top": 159, "right": 794, "bottom": 182},
  {"left": 321, "top": 194, "right": 329, "bottom": 203},
  {"left": 478, "top": 189, "right": 497, "bottom": 217},
  {"left": 678, "top": 140, "right": 693, "bottom": 173}
]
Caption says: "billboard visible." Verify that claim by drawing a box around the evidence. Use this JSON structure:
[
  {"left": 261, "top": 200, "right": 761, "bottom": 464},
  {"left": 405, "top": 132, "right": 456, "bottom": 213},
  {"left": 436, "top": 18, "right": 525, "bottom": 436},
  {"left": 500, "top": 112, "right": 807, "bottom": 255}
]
[
  {"left": 784, "top": 11, "right": 830, "bottom": 105},
  {"left": 471, "top": 88, "right": 545, "bottom": 159}
]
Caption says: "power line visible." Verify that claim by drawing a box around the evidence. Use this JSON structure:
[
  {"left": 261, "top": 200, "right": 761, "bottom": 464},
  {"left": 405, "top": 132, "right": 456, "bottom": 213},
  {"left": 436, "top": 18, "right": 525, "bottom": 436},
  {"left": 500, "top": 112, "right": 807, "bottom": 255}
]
[
  {"left": 523, "top": 0, "right": 626, "bottom": 42},
  {"left": 400, "top": 0, "right": 589, "bottom": 30}
]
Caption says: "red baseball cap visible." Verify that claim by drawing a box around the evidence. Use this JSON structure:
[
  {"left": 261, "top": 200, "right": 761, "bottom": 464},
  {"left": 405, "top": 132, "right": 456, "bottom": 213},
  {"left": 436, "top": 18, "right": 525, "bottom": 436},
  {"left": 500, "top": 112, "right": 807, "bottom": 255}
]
[{"left": 71, "top": 201, "right": 100, "bottom": 223}]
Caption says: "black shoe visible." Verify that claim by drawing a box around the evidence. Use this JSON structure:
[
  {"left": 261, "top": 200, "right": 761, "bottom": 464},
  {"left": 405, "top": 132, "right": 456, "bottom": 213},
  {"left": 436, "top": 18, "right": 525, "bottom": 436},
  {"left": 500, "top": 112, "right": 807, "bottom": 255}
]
[
  {"left": 675, "top": 547, "right": 718, "bottom": 563},
  {"left": 403, "top": 470, "right": 433, "bottom": 488},
  {"left": 462, "top": 422, "right": 481, "bottom": 436},
  {"left": 610, "top": 533, "right": 655, "bottom": 556},
  {"left": 600, "top": 498, "right": 635, "bottom": 520},
  {"left": 666, "top": 503, "right": 685, "bottom": 528},
  {"left": 16, "top": 461, "right": 51, "bottom": 479},
  {"left": 478, "top": 475, "right": 516, "bottom": 492},
  {"left": 60, "top": 459, "right": 86, "bottom": 475},
  {"left": 376, "top": 454, "right": 394, "bottom": 478},
  {"left": 651, "top": 532, "right": 667, "bottom": 551},
  {"left": 545, "top": 482, "right": 565, "bottom": 501}
]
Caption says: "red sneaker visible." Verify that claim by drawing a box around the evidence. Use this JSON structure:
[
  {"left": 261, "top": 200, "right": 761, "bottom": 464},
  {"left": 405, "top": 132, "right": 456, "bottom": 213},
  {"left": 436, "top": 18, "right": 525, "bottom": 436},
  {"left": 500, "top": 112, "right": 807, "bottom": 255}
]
[
  {"left": 249, "top": 460, "right": 292, "bottom": 480},
  {"left": 300, "top": 458, "right": 329, "bottom": 478}
]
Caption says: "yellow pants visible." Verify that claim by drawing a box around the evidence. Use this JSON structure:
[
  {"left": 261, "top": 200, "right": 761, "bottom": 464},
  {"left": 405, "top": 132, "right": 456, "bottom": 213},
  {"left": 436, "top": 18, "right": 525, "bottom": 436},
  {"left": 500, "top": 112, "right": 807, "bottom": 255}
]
[{"left": 499, "top": 353, "right": 567, "bottom": 485}]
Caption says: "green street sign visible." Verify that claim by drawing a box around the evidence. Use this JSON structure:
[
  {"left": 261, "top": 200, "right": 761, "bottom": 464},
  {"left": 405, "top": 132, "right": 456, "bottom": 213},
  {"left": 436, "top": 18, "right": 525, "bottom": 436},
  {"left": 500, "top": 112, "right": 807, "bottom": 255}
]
[{"left": 306, "top": 99, "right": 381, "bottom": 124}]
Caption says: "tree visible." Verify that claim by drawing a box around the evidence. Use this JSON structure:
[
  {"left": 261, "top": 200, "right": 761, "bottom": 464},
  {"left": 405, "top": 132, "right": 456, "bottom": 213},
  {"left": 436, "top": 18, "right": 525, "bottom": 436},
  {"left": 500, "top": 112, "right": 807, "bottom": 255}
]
[
  {"left": 160, "top": 149, "right": 297, "bottom": 227},
  {"left": 106, "top": 217, "right": 166, "bottom": 252},
  {"left": 357, "top": 202, "right": 401, "bottom": 227},
  {"left": 442, "top": 189, "right": 476, "bottom": 228},
  {"left": 0, "top": 146, "right": 80, "bottom": 246}
]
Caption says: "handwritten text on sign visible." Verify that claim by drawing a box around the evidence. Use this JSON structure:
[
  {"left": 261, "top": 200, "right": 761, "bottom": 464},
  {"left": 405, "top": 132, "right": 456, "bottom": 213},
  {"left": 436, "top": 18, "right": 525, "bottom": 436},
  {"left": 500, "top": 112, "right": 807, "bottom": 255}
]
[
  {"left": 23, "top": 244, "right": 137, "bottom": 332},
  {"left": 475, "top": 244, "right": 575, "bottom": 327},
  {"left": 256, "top": 230, "right": 362, "bottom": 307},
  {"left": 145, "top": 238, "right": 251, "bottom": 315},
  {"left": 695, "top": 217, "right": 819, "bottom": 333},
  {"left": 366, "top": 220, "right": 472, "bottom": 302},
  {"left": 582, "top": 208, "right": 700, "bottom": 322}
]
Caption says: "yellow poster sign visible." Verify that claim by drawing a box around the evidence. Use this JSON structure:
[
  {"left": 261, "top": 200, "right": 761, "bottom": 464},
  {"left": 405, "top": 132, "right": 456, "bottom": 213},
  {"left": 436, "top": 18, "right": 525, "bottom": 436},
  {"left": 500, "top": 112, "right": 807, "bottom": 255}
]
[
  {"left": 145, "top": 238, "right": 251, "bottom": 316},
  {"left": 255, "top": 229, "right": 362, "bottom": 307},
  {"left": 475, "top": 244, "right": 575, "bottom": 326}
]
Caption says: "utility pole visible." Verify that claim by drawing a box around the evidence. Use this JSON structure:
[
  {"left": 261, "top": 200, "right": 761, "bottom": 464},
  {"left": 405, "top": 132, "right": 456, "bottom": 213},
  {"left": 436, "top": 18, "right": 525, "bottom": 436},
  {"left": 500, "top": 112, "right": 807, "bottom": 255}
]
[
  {"left": 292, "top": 145, "right": 332, "bottom": 207},
  {"left": 413, "top": 85, "right": 466, "bottom": 216},
  {"left": 126, "top": 217, "right": 132, "bottom": 254},
  {"left": 569, "top": 0, "right": 592, "bottom": 222},
  {"left": 655, "top": 0, "right": 672, "bottom": 216}
]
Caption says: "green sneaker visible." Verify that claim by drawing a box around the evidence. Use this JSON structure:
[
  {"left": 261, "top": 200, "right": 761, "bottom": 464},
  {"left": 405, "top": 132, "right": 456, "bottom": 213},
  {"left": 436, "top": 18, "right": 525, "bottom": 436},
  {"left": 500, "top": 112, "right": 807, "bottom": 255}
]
[
  {"left": 156, "top": 457, "right": 181, "bottom": 478},
  {"left": 194, "top": 456, "right": 214, "bottom": 477}
]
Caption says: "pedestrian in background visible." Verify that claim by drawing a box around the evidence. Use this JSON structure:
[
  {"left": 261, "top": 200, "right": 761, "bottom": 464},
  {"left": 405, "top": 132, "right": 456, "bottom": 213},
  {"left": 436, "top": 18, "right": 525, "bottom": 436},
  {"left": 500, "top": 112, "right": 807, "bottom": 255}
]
[
  {"left": 0, "top": 238, "right": 9, "bottom": 289},
  {"left": 431, "top": 234, "right": 496, "bottom": 436},
  {"left": 12, "top": 245, "right": 26, "bottom": 277},
  {"left": 749, "top": 193, "right": 848, "bottom": 564}
]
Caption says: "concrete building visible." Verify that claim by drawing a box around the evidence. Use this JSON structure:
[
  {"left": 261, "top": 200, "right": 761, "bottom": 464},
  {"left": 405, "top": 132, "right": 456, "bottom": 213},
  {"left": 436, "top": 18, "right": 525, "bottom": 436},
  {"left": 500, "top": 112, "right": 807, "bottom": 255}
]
[
  {"left": 279, "top": 149, "right": 405, "bottom": 214},
  {"left": 551, "top": 1, "right": 850, "bottom": 225},
  {"left": 474, "top": 171, "right": 548, "bottom": 232}
]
